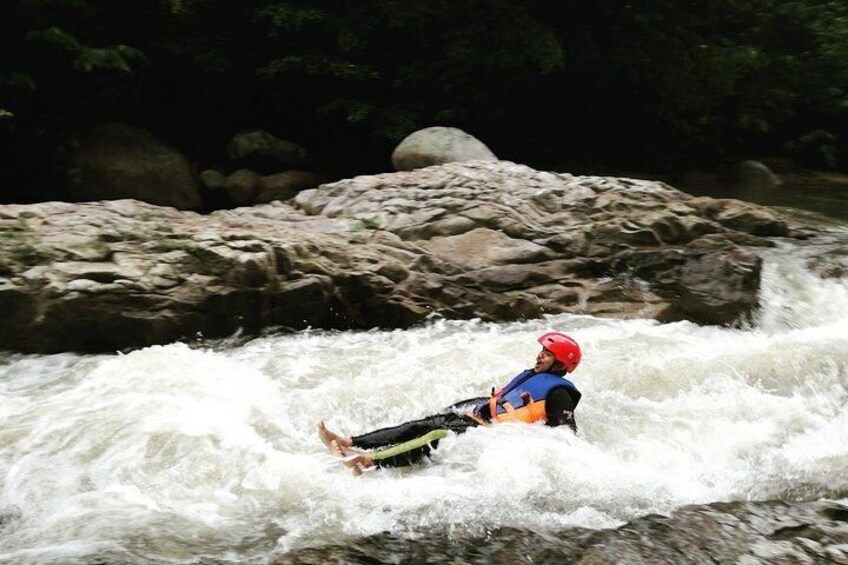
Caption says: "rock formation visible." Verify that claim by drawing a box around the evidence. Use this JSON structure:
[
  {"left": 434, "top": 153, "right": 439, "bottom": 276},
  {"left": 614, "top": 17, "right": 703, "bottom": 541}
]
[
  {"left": 275, "top": 500, "right": 848, "bottom": 564},
  {"left": 0, "top": 160, "right": 818, "bottom": 353}
]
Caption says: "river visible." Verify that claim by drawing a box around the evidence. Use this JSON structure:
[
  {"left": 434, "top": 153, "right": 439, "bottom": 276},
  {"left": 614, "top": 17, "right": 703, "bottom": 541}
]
[{"left": 1, "top": 187, "right": 847, "bottom": 563}]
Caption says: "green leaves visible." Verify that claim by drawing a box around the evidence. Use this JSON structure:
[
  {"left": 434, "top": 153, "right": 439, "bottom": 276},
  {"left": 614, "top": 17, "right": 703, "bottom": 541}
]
[
  {"left": 786, "top": 130, "right": 840, "bottom": 168},
  {"left": 74, "top": 45, "right": 146, "bottom": 73},
  {"left": 27, "top": 27, "right": 146, "bottom": 73},
  {"left": 2, "top": 74, "right": 37, "bottom": 92},
  {"left": 27, "top": 27, "right": 81, "bottom": 50},
  {"left": 3, "top": 0, "right": 848, "bottom": 205},
  {"left": 251, "top": 0, "right": 566, "bottom": 147},
  {"left": 259, "top": 55, "right": 378, "bottom": 80},
  {"left": 255, "top": 3, "right": 325, "bottom": 34}
]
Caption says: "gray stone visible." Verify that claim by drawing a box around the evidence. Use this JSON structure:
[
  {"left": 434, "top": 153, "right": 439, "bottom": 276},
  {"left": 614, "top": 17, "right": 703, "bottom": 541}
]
[
  {"left": 227, "top": 130, "right": 307, "bottom": 173},
  {"left": 224, "top": 169, "right": 261, "bottom": 206},
  {"left": 422, "top": 228, "right": 552, "bottom": 269},
  {"left": 690, "top": 197, "right": 789, "bottom": 237},
  {"left": 674, "top": 249, "right": 761, "bottom": 325},
  {"left": 65, "top": 279, "right": 100, "bottom": 292},
  {"left": 69, "top": 123, "right": 201, "bottom": 209},
  {"left": 199, "top": 169, "right": 227, "bottom": 190},
  {"left": 392, "top": 126, "right": 497, "bottom": 171},
  {"left": 255, "top": 171, "right": 328, "bottom": 203},
  {"left": 734, "top": 160, "right": 783, "bottom": 188}
]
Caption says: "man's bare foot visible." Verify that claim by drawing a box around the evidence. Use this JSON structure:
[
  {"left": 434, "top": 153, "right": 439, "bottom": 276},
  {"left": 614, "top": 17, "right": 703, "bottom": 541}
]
[
  {"left": 330, "top": 440, "right": 374, "bottom": 476},
  {"left": 317, "top": 420, "right": 352, "bottom": 452}
]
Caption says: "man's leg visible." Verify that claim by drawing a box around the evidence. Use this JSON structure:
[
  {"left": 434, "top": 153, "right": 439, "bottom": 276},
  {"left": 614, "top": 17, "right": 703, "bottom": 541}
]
[
  {"left": 368, "top": 429, "right": 449, "bottom": 468},
  {"left": 352, "top": 412, "right": 475, "bottom": 449},
  {"left": 331, "top": 429, "right": 449, "bottom": 475}
]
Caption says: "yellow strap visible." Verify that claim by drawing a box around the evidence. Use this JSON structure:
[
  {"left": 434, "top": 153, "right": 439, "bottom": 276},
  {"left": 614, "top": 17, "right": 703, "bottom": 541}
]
[{"left": 370, "top": 429, "right": 449, "bottom": 461}]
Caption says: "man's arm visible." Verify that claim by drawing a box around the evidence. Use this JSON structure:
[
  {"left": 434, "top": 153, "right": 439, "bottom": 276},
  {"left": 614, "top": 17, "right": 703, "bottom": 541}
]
[{"left": 545, "top": 387, "right": 577, "bottom": 432}]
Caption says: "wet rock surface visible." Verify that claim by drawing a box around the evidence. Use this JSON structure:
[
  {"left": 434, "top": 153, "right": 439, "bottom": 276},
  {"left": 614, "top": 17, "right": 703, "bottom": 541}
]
[
  {"left": 0, "top": 160, "right": 818, "bottom": 353},
  {"left": 292, "top": 160, "right": 813, "bottom": 325},
  {"left": 275, "top": 500, "right": 848, "bottom": 565}
]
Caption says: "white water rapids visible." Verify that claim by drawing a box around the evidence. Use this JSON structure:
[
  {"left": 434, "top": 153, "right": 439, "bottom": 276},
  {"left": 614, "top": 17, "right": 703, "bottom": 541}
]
[{"left": 1, "top": 235, "right": 847, "bottom": 564}]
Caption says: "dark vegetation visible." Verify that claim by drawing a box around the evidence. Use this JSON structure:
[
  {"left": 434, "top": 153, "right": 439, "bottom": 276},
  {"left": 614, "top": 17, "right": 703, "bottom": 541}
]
[{"left": 1, "top": 0, "right": 847, "bottom": 203}]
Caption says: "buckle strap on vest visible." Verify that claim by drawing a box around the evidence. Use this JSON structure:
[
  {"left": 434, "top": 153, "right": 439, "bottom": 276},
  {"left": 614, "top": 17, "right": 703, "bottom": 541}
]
[{"left": 488, "top": 395, "right": 516, "bottom": 423}]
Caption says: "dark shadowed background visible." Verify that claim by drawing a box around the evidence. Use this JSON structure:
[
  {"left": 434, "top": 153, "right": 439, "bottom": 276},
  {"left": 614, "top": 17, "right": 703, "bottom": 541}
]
[{"left": 1, "top": 0, "right": 846, "bottom": 203}]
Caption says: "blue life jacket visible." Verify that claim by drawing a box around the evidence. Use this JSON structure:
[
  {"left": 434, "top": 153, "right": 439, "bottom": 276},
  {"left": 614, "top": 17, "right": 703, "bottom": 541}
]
[{"left": 472, "top": 369, "right": 581, "bottom": 424}]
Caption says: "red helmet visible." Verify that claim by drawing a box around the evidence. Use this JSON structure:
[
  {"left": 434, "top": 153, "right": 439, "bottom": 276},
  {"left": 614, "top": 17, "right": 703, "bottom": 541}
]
[{"left": 538, "top": 332, "right": 581, "bottom": 373}]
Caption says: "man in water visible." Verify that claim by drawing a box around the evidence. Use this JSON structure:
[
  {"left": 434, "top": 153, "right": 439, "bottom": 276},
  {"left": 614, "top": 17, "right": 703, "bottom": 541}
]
[{"left": 318, "top": 331, "right": 582, "bottom": 475}]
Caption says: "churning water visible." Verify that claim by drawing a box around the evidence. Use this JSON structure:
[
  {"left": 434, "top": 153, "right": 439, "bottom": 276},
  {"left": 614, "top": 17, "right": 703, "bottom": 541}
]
[{"left": 1, "top": 233, "right": 847, "bottom": 563}]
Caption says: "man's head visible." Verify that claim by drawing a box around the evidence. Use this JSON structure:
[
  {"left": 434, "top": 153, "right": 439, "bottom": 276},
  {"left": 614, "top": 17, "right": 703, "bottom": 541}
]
[
  {"left": 534, "top": 347, "right": 564, "bottom": 374},
  {"left": 534, "top": 332, "right": 581, "bottom": 374}
]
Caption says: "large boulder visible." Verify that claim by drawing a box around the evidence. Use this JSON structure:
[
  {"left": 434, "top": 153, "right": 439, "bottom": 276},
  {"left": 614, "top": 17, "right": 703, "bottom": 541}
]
[
  {"left": 0, "top": 161, "right": 820, "bottom": 353},
  {"left": 69, "top": 123, "right": 201, "bottom": 209},
  {"left": 732, "top": 160, "right": 783, "bottom": 189},
  {"left": 227, "top": 130, "right": 307, "bottom": 173},
  {"left": 391, "top": 126, "right": 497, "bottom": 171}
]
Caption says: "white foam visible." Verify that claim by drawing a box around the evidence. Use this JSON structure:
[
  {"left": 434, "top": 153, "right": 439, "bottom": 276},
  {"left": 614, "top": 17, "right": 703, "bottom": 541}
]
[{"left": 1, "top": 238, "right": 847, "bottom": 562}]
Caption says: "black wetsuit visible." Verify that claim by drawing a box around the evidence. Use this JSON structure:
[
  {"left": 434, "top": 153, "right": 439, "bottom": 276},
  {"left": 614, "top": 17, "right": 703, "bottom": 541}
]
[{"left": 351, "top": 385, "right": 579, "bottom": 468}]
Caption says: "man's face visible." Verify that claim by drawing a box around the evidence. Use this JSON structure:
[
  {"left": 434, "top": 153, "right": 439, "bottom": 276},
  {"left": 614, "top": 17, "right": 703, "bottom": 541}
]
[{"left": 534, "top": 348, "right": 557, "bottom": 373}]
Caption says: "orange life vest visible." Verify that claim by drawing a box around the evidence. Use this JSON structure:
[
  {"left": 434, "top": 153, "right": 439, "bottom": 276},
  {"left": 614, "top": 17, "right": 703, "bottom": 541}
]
[{"left": 466, "top": 370, "right": 580, "bottom": 426}]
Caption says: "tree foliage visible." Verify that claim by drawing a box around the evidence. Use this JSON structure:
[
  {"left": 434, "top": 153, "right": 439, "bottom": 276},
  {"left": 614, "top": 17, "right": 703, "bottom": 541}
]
[{"left": 1, "top": 0, "right": 846, "bottom": 202}]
